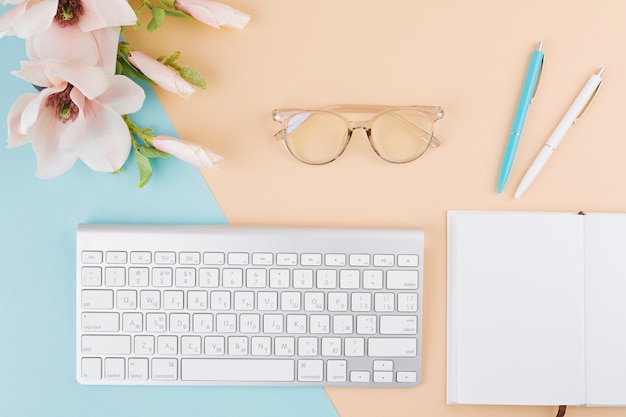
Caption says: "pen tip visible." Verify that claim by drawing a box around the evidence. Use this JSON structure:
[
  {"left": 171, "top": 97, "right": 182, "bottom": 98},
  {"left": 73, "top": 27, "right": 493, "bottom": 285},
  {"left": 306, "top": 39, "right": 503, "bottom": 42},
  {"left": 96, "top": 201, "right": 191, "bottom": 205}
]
[{"left": 537, "top": 41, "right": 544, "bottom": 51}]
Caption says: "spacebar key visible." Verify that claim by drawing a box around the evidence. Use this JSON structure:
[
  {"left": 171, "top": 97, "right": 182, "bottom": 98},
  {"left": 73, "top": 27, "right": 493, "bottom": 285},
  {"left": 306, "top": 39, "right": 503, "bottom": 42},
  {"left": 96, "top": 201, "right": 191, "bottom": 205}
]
[{"left": 182, "top": 359, "right": 295, "bottom": 382}]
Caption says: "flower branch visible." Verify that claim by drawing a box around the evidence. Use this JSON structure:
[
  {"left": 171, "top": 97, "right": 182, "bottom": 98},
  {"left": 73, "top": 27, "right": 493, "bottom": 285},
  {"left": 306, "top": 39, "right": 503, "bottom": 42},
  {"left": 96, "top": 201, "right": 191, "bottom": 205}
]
[{"left": 1, "top": 0, "right": 249, "bottom": 187}]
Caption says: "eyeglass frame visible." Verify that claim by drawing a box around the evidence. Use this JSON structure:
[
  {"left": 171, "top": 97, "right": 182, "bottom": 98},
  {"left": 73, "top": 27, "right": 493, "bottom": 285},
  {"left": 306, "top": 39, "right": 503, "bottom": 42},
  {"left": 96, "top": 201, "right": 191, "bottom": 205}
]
[{"left": 272, "top": 104, "right": 444, "bottom": 164}]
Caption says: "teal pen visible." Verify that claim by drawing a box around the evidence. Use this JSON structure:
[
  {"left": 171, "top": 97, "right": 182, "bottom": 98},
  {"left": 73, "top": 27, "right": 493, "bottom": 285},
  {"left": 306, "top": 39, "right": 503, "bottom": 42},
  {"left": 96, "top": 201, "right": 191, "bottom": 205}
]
[{"left": 497, "top": 41, "right": 544, "bottom": 193}]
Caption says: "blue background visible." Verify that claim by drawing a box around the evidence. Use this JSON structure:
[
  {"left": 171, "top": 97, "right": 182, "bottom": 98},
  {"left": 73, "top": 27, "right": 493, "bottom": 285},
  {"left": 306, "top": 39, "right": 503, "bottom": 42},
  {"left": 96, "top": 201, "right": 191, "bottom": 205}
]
[{"left": 0, "top": 6, "right": 338, "bottom": 417}]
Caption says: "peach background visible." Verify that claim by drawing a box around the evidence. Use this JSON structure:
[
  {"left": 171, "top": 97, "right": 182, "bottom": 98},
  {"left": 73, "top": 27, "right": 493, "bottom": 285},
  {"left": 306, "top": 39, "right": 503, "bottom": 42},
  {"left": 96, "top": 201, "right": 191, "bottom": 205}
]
[{"left": 126, "top": 1, "right": 626, "bottom": 416}]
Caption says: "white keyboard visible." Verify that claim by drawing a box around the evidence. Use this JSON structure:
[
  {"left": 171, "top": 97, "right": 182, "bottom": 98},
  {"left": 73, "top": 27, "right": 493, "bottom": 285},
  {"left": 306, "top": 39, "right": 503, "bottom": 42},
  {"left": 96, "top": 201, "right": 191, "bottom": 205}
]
[{"left": 76, "top": 225, "right": 423, "bottom": 386}]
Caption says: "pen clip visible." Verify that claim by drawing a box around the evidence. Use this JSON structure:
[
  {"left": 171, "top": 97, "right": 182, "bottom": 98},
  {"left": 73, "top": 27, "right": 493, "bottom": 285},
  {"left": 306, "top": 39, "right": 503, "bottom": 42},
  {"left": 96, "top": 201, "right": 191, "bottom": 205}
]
[
  {"left": 575, "top": 68, "right": 604, "bottom": 123},
  {"left": 530, "top": 57, "right": 544, "bottom": 103}
]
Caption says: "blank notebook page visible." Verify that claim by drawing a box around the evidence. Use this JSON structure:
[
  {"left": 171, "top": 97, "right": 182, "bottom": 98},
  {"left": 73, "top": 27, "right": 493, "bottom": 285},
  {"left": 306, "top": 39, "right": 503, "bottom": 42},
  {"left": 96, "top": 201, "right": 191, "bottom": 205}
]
[
  {"left": 584, "top": 213, "right": 626, "bottom": 406},
  {"left": 447, "top": 211, "right": 586, "bottom": 405}
]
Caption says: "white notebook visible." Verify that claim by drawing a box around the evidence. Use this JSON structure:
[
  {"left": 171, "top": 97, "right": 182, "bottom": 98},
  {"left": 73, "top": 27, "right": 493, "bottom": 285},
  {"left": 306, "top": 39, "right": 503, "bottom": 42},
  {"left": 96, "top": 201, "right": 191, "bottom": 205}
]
[{"left": 447, "top": 211, "right": 626, "bottom": 407}]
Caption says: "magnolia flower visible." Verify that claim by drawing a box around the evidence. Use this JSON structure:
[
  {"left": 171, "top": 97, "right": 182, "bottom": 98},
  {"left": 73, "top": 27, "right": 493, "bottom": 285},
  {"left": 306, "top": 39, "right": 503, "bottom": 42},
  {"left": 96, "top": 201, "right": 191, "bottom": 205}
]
[
  {"left": 128, "top": 50, "right": 196, "bottom": 99},
  {"left": 1, "top": 0, "right": 136, "bottom": 73},
  {"left": 152, "top": 135, "right": 222, "bottom": 169},
  {"left": 0, "top": 0, "right": 136, "bottom": 38},
  {"left": 7, "top": 61, "right": 145, "bottom": 178},
  {"left": 174, "top": 0, "right": 250, "bottom": 29}
]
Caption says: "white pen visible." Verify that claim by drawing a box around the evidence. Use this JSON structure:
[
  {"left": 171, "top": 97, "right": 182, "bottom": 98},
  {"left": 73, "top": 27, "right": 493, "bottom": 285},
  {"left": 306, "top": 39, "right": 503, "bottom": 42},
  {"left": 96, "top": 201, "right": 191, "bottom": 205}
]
[{"left": 514, "top": 68, "right": 604, "bottom": 198}]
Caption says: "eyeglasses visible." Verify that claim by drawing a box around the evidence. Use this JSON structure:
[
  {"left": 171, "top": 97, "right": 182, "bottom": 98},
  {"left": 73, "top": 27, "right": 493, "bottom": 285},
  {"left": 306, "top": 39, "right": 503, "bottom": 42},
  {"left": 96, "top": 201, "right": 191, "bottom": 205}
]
[{"left": 272, "top": 105, "right": 444, "bottom": 165}]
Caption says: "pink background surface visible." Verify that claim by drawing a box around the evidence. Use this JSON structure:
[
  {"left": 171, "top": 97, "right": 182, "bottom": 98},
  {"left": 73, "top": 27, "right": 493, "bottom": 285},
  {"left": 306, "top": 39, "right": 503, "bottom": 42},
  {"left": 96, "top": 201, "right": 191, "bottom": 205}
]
[{"left": 126, "top": 1, "right": 626, "bottom": 416}]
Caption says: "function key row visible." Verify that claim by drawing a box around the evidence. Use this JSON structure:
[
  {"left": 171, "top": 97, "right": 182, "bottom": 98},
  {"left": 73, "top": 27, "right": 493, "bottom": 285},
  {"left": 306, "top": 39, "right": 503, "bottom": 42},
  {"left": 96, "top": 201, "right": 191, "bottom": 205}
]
[{"left": 82, "top": 251, "right": 419, "bottom": 268}]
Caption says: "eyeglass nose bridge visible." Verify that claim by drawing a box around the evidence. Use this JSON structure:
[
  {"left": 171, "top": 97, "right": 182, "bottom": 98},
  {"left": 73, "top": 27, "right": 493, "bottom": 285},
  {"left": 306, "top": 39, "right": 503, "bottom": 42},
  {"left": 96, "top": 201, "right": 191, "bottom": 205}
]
[{"left": 346, "top": 120, "right": 373, "bottom": 131}]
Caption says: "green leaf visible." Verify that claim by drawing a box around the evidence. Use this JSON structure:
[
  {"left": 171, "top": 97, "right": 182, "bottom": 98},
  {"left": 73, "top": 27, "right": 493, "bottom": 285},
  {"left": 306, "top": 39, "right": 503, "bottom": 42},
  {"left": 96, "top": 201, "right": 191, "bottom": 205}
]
[
  {"left": 180, "top": 66, "right": 206, "bottom": 89},
  {"left": 147, "top": 7, "right": 166, "bottom": 33},
  {"left": 117, "top": 54, "right": 152, "bottom": 83},
  {"left": 165, "top": 51, "right": 181, "bottom": 66},
  {"left": 163, "top": 9, "right": 191, "bottom": 18},
  {"left": 138, "top": 146, "right": 171, "bottom": 159},
  {"left": 135, "top": 149, "right": 153, "bottom": 188},
  {"left": 159, "top": 0, "right": 176, "bottom": 8}
]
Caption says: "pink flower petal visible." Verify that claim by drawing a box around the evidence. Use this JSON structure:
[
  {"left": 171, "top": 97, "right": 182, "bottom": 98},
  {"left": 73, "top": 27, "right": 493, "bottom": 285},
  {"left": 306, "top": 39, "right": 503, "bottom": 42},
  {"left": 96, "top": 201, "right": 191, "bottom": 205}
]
[
  {"left": 18, "top": 86, "right": 63, "bottom": 134},
  {"left": 90, "top": 26, "right": 122, "bottom": 74},
  {"left": 14, "top": 61, "right": 110, "bottom": 100},
  {"left": 95, "top": 75, "right": 145, "bottom": 115},
  {"left": 78, "top": 100, "right": 132, "bottom": 172},
  {"left": 0, "top": 0, "right": 56, "bottom": 38},
  {"left": 30, "top": 105, "right": 85, "bottom": 178},
  {"left": 152, "top": 135, "right": 223, "bottom": 169},
  {"left": 175, "top": 0, "right": 249, "bottom": 29},
  {"left": 27, "top": 22, "right": 100, "bottom": 65},
  {"left": 128, "top": 50, "right": 195, "bottom": 98},
  {"left": 79, "top": 0, "right": 137, "bottom": 32},
  {"left": 7, "top": 93, "right": 37, "bottom": 148}
]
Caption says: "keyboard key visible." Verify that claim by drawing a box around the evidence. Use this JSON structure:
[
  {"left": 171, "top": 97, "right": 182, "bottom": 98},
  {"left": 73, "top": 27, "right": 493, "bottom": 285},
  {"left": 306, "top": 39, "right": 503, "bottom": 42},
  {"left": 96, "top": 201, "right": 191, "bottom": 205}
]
[
  {"left": 363, "top": 270, "right": 383, "bottom": 289},
  {"left": 316, "top": 270, "right": 337, "bottom": 289},
  {"left": 104, "top": 357, "right": 125, "bottom": 380},
  {"left": 368, "top": 338, "right": 417, "bottom": 357},
  {"left": 344, "top": 338, "right": 365, "bottom": 357},
  {"left": 152, "top": 358, "right": 178, "bottom": 381},
  {"left": 327, "top": 292, "right": 348, "bottom": 312},
  {"left": 81, "top": 312, "right": 119, "bottom": 332},
  {"left": 81, "top": 289, "right": 113, "bottom": 309},
  {"left": 82, "top": 251, "right": 103, "bottom": 264},
  {"left": 349, "top": 254, "right": 370, "bottom": 267},
  {"left": 228, "top": 252, "right": 249, "bottom": 265},
  {"left": 379, "top": 315, "right": 418, "bottom": 335},
  {"left": 325, "top": 253, "right": 346, "bottom": 266},
  {"left": 373, "top": 371, "right": 393, "bottom": 383},
  {"left": 397, "top": 293, "right": 419, "bottom": 312},
  {"left": 155, "top": 251, "right": 176, "bottom": 264},
  {"left": 326, "top": 360, "right": 347, "bottom": 382},
  {"left": 81, "top": 357, "right": 102, "bottom": 380},
  {"left": 106, "top": 251, "right": 127, "bottom": 264},
  {"left": 386, "top": 270, "right": 419, "bottom": 290},
  {"left": 128, "top": 267, "right": 149, "bottom": 287},
  {"left": 301, "top": 253, "right": 322, "bottom": 266},
  {"left": 397, "top": 371, "right": 418, "bottom": 383},
  {"left": 175, "top": 268, "right": 196, "bottom": 287},
  {"left": 179, "top": 252, "right": 200, "bottom": 265},
  {"left": 117, "top": 290, "right": 137, "bottom": 310},
  {"left": 128, "top": 358, "right": 149, "bottom": 381},
  {"left": 152, "top": 268, "right": 173, "bottom": 287},
  {"left": 298, "top": 359, "right": 323, "bottom": 382},
  {"left": 252, "top": 253, "right": 273, "bottom": 265},
  {"left": 182, "top": 359, "right": 295, "bottom": 382},
  {"left": 276, "top": 253, "right": 297, "bottom": 266},
  {"left": 82, "top": 335, "right": 131, "bottom": 354},
  {"left": 130, "top": 251, "right": 151, "bottom": 264},
  {"left": 223, "top": 269, "right": 243, "bottom": 288},
  {"left": 397, "top": 254, "right": 419, "bottom": 267},
  {"left": 269, "top": 269, "right": 290, "bottom": 288},
  {"left": 350, "top": 371, "right": 370, "bottom": 382},
  {"left": 373, "top": 360, "right": 393, "bottom": 371},
  {"left": 198, "top": 268, "right": 219, "bottom": 287},
  {"left": 373, "top": 254, "right": 394, "bottom": 267},
  {"left": 81, "top": 267, "right": 102, "bottom": 286},
  {"left": 203, "top": 252, "right": 225, "bottom": 265},
  {"left": 246, "top": 269, "right": 267, "bottom": 288},
  {"left": 105, "top": 267, "right": 125, "bottom": 287},
  {"left": 293, "top": 269, "right": 313, "bottom": 288},
  {"left": 339, "top": 270, "right": 359, "bottom": 289}
]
